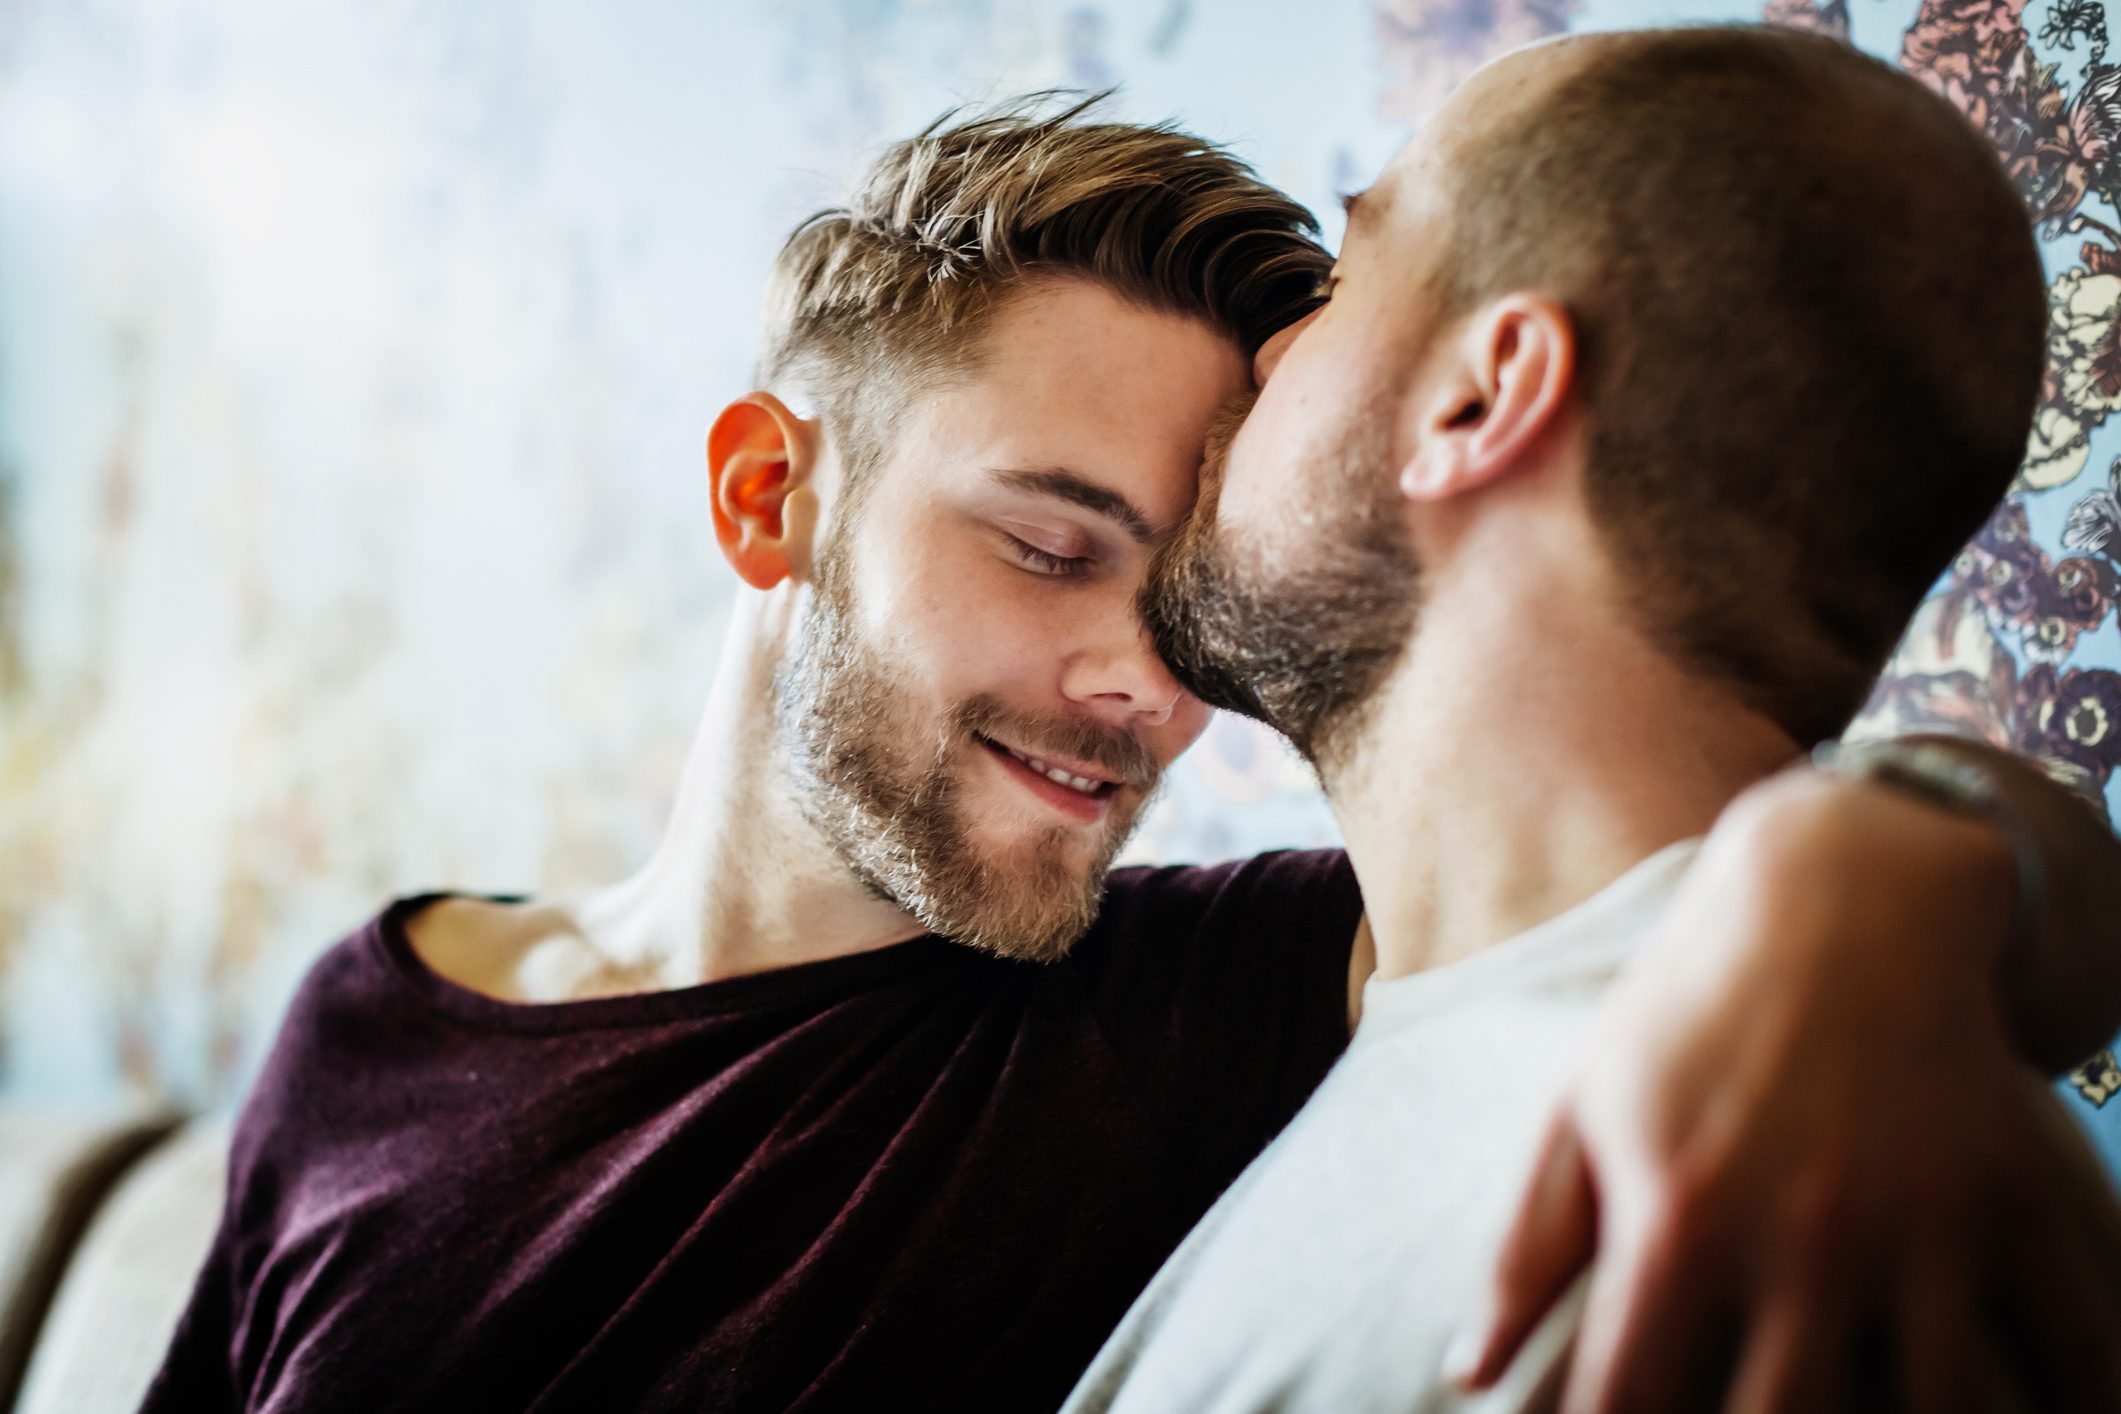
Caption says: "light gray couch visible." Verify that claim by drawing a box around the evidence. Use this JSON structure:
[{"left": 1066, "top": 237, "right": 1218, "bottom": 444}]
[{"left": 1, "top": 1110, "right": 229, "bottom": 1414}]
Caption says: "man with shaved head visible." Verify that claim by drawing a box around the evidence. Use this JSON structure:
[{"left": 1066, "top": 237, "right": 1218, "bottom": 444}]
[{"left": 1065, "top": 27, "right": 2114, "bottom": 1413}]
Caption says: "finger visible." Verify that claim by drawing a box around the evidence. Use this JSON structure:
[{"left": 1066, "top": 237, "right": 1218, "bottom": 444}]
[
  {"left": 1988, "top": 1207, "right": 2121, "bottom": 1413},
  {"left": 1724, "top": 1273, "right": 1853, "bottom": 1414},
  {"left": 1952, "top": 1339, "right": 2033, "bottom": 1414},
  {"left": 1979, "top": 1088, "right": 2121, "bottom": 1411},
  {"left": 2032, "top": 1086, "right": 2121, "bottom": 1296},
  {"left": 1558, "top": 1200, "right": 1729, "bottom": 1414},
  {"left": 1447, "top": 1110, "right": 1599, "bottom": 1389},
  {"left": 1898, "top": 1256, "right": 2032, "bottom": 1414}
]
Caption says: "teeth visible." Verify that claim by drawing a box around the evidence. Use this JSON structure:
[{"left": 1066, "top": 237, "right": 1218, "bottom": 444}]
[{"left": 1002, "top": 744, "right": 1102, "bottom": 796}]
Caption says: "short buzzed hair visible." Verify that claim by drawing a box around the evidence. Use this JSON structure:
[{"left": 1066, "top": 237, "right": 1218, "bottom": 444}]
[
  {"left": 759, "top": 94, "right": 1332, "bottom": 481},
  {"left": 1435, "top": 28, "right": 2046, "bottom": 746}
]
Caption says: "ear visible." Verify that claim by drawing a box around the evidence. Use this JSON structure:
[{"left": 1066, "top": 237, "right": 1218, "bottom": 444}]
[
  {"left": 708, "top": 392, "right": 817, "bottom": 590},
  {"left": 1399, "top": 295, "right": 1576, "bottom": 503}
]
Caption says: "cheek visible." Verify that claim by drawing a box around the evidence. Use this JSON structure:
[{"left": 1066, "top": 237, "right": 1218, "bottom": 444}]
[
  {"left": 847, "top": 524, "right": 1061, "bottom": 702},
  {"left": 1212, "top": 426, "right": 1288, "bottom": 549},
  {"left": 1217, "top": 356, "right": 1372, "bottom": 562},
  {"left": 1213, "top": 367, "right": 1315, "bottom": 535}
]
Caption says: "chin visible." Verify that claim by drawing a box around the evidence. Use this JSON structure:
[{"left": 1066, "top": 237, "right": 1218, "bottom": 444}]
[
  {"left": 973, "top": 823, "right": 1100, "bottom": 891},
  {"left": 928, "top": 827, "right": 1117, "bottom": 962}
]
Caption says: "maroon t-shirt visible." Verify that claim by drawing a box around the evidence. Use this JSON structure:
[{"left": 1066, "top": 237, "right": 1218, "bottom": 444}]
[{"left": 142, "top": 848, "right": 1360, "bottom": 1414}]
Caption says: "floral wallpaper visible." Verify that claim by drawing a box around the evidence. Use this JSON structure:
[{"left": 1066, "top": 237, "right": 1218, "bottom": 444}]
[
  {"left": 1816, "top": 0, "right": 2121, "bottom": 1141},
  {"left": 3, "top": 0, "right": 2120, "bottom": 1186}
]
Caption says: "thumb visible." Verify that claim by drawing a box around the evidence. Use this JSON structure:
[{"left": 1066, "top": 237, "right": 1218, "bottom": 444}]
[{"left": 1447, "top": 1108, "right": 1599, "bottom": 1390}]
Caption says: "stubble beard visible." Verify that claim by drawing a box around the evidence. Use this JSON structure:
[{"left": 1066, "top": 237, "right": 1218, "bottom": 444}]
[
  {"left": 773, "top": 538, "right": 1159, "bottom": 963},
  {"left": 1142, "top": 389, "right": 1423, "bottom": 772}
]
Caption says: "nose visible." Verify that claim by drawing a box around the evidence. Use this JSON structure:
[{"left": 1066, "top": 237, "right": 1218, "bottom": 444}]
[
  {"left": 1060, "top": 616, "right": 1190, "bottom": 730},
  {"left": 1253, "top": 306, "right": 1320, "bottom": 387}
]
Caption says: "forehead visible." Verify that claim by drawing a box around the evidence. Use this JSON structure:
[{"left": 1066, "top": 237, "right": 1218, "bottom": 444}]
[{"left": 890, "top": 278, "right": 1250, "bottom": 528}]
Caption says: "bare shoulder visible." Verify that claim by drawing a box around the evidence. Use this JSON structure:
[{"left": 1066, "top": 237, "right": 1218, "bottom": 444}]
[{"left": 404, "top": 895, "right": 622, "bottom": 1003}]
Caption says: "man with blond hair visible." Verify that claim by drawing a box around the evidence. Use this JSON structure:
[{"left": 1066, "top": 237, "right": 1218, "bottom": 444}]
[{"left": 148, "top": 87, "right": 2121, "bottom": 1414}]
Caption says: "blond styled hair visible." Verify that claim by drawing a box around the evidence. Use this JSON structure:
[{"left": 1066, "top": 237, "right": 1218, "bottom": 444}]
[{"left": 757, "top": 94, "right": 1331, "bottom": 475}]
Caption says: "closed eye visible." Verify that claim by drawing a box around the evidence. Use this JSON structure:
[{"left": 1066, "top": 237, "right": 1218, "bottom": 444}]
[{"left": 1004, "top": 533, "right": 1091, "bottom": 578}]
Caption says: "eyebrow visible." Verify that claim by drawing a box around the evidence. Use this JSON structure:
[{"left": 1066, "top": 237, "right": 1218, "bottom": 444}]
[
  {"left": 1339, "top": 188, "right": 1369, "bottom": 231},
  {"left": 987, "top": 467, "right": 1155, "bottom": 546}
]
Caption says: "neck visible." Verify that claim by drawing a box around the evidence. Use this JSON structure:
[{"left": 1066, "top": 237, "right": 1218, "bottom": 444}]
[
  {"left": 1323, "top": 544, "right": 1801, "bottom": 984},
  {"left": 576, "top": 590, "right": 930, "bottom": 987}
]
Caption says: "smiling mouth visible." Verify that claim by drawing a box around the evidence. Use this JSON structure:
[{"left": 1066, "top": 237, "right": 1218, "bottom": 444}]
[{"left": 978, "top": 736, "right": 1117, "bottom": 798}]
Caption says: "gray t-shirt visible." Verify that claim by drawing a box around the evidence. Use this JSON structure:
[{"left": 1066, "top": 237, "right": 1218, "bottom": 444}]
[{"left": 1061, "top": 840, "right": 1701, "bottom": 1414}]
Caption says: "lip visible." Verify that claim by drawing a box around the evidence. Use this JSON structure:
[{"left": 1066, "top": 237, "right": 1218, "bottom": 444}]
[
  {"left": 984, "top": 733, "right": 1124, "bottom": 790},
  {"left": 976, "top": 737, "right": 1119, "bottom": 825}
]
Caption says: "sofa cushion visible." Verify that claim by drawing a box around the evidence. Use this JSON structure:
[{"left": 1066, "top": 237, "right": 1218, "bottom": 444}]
[
  {"left": 14, "top": 1118, "right": 228, "bottom": 1414},
  {"left": 0, "top": 1107, "right": 178, "bottom": 1412}
]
